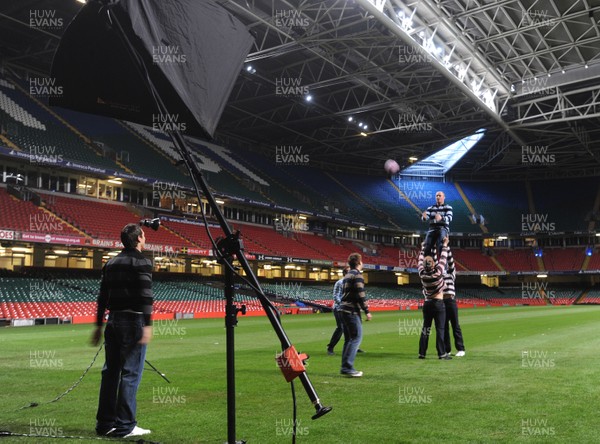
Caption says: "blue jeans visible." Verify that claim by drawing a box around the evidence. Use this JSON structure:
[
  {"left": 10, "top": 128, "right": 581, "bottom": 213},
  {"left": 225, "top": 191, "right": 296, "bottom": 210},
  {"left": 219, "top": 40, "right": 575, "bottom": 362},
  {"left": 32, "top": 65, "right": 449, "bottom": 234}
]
[
  {"left": 424, "top": 227, "right": 448, "bottom": 258},
  {"left": 96, "top": 312, "right": 147, "bottom": 436},
  {"left": 340, "top": 311, "right": 362, "bottom": 373}
]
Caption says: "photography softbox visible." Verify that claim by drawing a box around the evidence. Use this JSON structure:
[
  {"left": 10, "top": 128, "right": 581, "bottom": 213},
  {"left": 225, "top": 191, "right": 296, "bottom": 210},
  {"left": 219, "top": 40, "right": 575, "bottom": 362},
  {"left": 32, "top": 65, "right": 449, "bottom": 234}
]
[{"left": 50, "top": 0, "right": 253, "bottom": 139}]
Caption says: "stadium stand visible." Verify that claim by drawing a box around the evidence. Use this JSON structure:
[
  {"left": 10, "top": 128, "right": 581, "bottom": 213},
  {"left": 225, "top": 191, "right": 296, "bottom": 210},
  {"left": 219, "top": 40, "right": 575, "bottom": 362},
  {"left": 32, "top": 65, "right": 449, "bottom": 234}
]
[
  {"left": 40, "top": 192, "right": 193, "bottom": 247},
  {"left": 0, "top": 187, "right": 82, "bottom": 236},
  {"left": 53, "top": 107, "right": 187, "bottom": 183},
  {"left": 493, "top": 249, "right": 539, "bottom": 273},
  {"left": 0, "top": 76, "right": 122, "bottom": 171},
  {"left": 453, "top": 249, "right": 501, "bottom": 272},
  {"left": 459, "top": 181, "right": 529, "bottom": 233},
  {"left": 530, "top": 178, "right": 597, "bottom": 232},
  {"left": 542, "top": 248, "right": 585, "bottom": 272}
]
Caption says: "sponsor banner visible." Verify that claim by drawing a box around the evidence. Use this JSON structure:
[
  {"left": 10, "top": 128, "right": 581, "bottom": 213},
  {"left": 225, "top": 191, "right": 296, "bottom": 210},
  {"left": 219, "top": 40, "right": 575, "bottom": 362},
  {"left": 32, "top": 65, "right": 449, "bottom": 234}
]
[
  {"left": 144, "top": 243, "right": 180, "bottom": 253},
  {"left": 256, "top": 254, "right": 284, "bottom": 262},
  {"left": 0, "top": 230, "right": 15, "bottom": 240},
  {"left": 243, "top": 252, "right": 256, "bottom": 260},
  {"left": 310, "top": 259, "right": 333, "bottom": 267},
  {"left": 187, "top": 248, "right": 212, "bottom": 256},
  {"left": 22, "top": 232, "right": 85, "bottom": 245},
  {"left": 246, "top": 199, "right": 270, "bottom": 207},
  {"left": 160, "top": 216, "right": 220, "bottom": 228},
  {"left": 457, "top": 271, "right": 507, "bottom": 276},
  {"left": 287, "top": 257, "right": 309, "bottom": 264},
  {"left": 90, "top": 239, "right": 121, "bottom": 248},
  {"left": 111, "top": 171, "right": 152, "bottom": 184}
]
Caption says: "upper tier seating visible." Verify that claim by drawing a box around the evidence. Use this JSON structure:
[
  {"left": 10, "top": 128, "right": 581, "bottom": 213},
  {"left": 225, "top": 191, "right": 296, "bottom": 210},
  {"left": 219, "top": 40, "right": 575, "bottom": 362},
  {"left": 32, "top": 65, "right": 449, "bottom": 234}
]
[
  {"left": 0, "top": 77, "right": 121, "bottom": 171},
  {"left": 53, "top": 108, "right": 187, "bottom": 184},
  {"left": 458, "top": 181, "right": 529, "bottom": 233}
]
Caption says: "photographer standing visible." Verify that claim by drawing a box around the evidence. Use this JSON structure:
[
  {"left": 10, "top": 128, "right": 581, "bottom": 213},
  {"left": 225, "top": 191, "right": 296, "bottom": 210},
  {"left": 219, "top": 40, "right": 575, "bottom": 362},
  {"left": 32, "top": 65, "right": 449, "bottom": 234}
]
[{"left": 91, "top": 223, "right": 153, "bottom": 438}]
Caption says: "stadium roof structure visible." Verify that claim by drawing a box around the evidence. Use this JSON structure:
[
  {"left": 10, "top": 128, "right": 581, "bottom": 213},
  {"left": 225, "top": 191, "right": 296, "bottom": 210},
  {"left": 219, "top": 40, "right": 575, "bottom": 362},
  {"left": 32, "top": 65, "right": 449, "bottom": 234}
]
[
  {"left": 400, "top": 129, "right": 486, "bottom": 178},
  {"left": 1, "top": 0, "right": 600, "bottom": 180}
]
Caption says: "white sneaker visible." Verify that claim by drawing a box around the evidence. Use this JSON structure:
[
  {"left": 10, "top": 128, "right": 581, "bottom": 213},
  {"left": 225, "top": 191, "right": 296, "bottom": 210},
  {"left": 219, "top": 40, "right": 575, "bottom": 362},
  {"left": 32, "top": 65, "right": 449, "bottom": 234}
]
[
  {"left": 124, "top": 426, "right": 151, "bottom": 438},
  {"left": 455, "top": 351, "right": 466, "bottom": 357}
]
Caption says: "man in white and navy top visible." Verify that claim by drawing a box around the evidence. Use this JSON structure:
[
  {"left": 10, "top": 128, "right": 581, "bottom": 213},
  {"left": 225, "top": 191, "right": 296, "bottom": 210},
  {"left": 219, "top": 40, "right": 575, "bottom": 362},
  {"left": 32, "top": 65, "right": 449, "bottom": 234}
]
[
  {"left": 421, "top": 191, "right": 453, "bottom": 258},
  {"left": 417, "top": 237, "right": 451, "bottom": 360},
  {"left": 442, "top": 247, "right": 465, "bottom": 357}
]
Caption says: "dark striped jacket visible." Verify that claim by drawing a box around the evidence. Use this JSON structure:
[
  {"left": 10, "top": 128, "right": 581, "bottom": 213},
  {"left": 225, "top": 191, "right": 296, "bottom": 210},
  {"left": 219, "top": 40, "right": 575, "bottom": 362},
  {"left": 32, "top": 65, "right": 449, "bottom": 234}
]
[
  {"left": 96, "top": 248, "right": 153, "bottom": 326},
  {"left": 418, "top": 246, "right": 448, "bottom": 298},
  {"left": 422, "top": 204, "right": 453, "bottom": 230},
  {"left": 443, "top": 249, "right": 456, "bottom": 298},
  {"left": 339, "top": 269, "right": 370, "bottom": 315}
]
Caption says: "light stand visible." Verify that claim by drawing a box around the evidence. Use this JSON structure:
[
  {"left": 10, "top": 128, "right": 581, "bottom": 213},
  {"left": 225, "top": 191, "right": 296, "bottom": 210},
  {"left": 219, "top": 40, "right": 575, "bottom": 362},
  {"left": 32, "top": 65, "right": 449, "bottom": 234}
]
[{"left": 104, "top": 6, "right": 331, "bottom": 443}]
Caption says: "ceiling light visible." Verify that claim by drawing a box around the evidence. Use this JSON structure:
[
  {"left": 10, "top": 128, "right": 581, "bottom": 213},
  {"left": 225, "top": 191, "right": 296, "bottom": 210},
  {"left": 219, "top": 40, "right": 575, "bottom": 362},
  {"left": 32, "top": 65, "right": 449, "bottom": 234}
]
[
  {"left": 360, "top": 132, "right": 368, "bottom": 137},
  {"left": 53, "top": 250, "right": 69, "bottom": 255},
  {"left": 215, "top": 199, "right": 225, "bottom": 204},
  {"left": 348, "top": 116, "right": 353, "bottom": 122},
  {"left": 359, "top": 227, "right": 366, "bottom": 231},
  {"left": 409, "top": 156, "right": 418, "bottom": 162},
  {"left": 107, "top": 179, "right": 122, "bottom": 185},
  {"left": 46, "top": 255, "right": 59, "bottom": 260},
  {"left": 11, "top": 247, "right": 31, "bottom": 253},
  {"left": 298, "top": 215, "right": 307, "bottom": 220},
  {"left": 537, "top": 274, "right": 548, "bottom": 278},
  {"left": 305, "top": 94, "right": 313, "bottom": 102}
]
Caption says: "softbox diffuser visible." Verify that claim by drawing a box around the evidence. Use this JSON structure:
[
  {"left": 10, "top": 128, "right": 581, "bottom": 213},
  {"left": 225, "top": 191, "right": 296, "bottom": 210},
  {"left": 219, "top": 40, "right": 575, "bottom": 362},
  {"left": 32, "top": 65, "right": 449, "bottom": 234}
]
[{"left": 50, "top": 0, "right": 253, "bottom": 139}]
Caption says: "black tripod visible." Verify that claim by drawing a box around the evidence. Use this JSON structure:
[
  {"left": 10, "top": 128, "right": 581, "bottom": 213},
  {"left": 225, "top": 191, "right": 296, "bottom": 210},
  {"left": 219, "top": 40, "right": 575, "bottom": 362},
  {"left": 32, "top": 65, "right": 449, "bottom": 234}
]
[{"left": 104, "top": 6, "right": 331, "bottom": 443}]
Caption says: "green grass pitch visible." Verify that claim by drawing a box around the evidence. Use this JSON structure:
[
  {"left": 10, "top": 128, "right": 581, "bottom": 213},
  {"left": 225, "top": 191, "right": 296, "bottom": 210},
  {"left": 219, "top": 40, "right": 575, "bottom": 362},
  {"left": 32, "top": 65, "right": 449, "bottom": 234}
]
[{"left": 1, "top": 305, "right": 599, "bottom": 443}]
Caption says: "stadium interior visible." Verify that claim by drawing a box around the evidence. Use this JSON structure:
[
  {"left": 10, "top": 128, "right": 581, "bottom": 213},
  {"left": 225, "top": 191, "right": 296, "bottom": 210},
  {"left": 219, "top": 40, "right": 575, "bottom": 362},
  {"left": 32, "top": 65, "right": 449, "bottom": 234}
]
[{"left": 0, "top": 0, "right": 599, "bottom": 327}]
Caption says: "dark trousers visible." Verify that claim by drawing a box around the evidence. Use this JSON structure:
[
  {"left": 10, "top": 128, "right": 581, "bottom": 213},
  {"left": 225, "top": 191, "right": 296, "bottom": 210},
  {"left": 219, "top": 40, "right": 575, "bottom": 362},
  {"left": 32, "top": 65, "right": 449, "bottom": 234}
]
[
  {"left": 340, "top": 311, "right": 362, "bottom": 373},
  {"left": 96, "top": 312, "right": 147, "bottom": 436},
  {"left": 423, "top": 227, "right": 448, "bottom": 258},
  {"left": 327, "top": 309, "right": 343, "bottom": 351},
  {"left": 444, "top": 298, "right": 465, "bottom": 353},
  {"left": 418, "top": 299, "right": 446, "bottom": 357}
]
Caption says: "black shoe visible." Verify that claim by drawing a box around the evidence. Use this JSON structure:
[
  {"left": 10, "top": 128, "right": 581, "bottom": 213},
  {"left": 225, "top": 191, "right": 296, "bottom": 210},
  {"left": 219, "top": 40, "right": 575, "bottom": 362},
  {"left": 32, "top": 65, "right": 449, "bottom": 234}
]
[
  {"left": 439, "top": 354, "right": 452, "bottom": 360},
  {"left": 418, "top": 355, "right": 426, "bottom": 359},
  {"left": 96, "top": 428, "right": 116, "bottom": 436},
  {"left": 357, "top": 349, "right": 365, "bottom": 353},
  {"left": 327, "top": 349, "right": 335, "bottom": 356}
]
